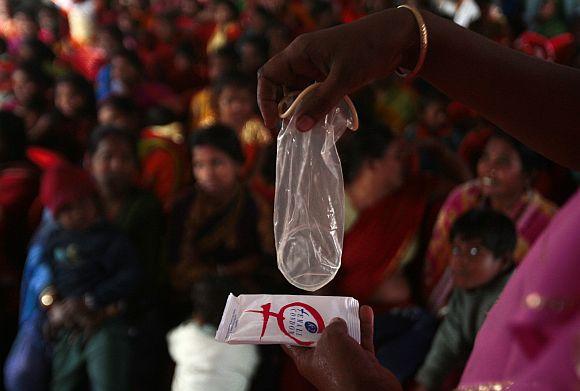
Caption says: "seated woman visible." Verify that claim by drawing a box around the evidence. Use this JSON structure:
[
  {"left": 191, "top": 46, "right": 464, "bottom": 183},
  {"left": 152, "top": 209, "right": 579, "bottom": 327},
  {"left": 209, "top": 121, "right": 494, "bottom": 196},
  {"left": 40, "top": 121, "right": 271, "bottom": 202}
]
[
  {"left": 424, "top": 131, "right": 559, "bottom": 312},
  {"left": 86, "top": 125, "right": 168, "bottom": 391},
  {"left": 43, "top": 72, "right": 97, "bottom": 163},
  {"left": 335, "top": 123, "right": 447, "bottom": 308},
  {"left": 329, "top": 123, "right": 446, "bottom": 382},
  {"left": 167, "top": 124, "right": 272, "bottom": 319}
]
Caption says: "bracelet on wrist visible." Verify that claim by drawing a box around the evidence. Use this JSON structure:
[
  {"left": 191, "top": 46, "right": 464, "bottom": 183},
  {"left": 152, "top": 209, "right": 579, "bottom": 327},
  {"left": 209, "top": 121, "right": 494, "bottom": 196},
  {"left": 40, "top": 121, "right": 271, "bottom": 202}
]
[{"left": 396, "top": 5, "right": 429, "bottom": 80}]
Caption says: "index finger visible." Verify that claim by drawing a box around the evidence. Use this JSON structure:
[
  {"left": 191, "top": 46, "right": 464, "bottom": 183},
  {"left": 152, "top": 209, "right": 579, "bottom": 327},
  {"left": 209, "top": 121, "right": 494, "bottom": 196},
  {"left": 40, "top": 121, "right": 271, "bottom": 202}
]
[
  {"left": 257, "top": 40, "right": 326, "bottom": 130},
  {"left": 360, "top": 305, "right": 375, "bottom": 355},
  {"left": 257, "top": 70, "right": 280, "bottom": 130}
]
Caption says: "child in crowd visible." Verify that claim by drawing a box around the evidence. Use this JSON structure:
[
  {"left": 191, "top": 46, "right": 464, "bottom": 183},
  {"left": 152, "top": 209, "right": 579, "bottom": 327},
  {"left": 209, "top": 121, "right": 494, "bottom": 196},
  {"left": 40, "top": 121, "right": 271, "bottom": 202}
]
[
  {"left": 167, "top": 276, "right": 259, "bottom": 391},
  {"left": 47, "top": 72, "right": 97, "bottom": 162},
  {"left": 94, "top": 25, "right": 125, "bottom": 102},
  {"left": 206, "top": 0, "right": 241, "bottom": 53},
  {"left": 139, "top": 106, "right": 189, "bottom": 208},
  {"left": 413, "top": 208, "right": 517, "bottom": 390},
  {"left": 212, "top": 73, "right": 271, "bottom": 177},
  {"left": 189, "top": 44, "right": 238, "bottom": 130},
  {"left": 86, "top": 125, "right": 168, "bottom": 391},
  {"left": 97, "top": 95, "right": 140, "bottom": 134},
  {"left": 6, "top": 62, "right": 52, "bottom": 135},
  {"left": 237, "top": 34, "right": 269, "bottom": 77},
  {"left": 39, "top": 162, "right": 141, "bottom": 391},
  {"left": 109, "top": 48, "right": 179, "bottom": 112}
]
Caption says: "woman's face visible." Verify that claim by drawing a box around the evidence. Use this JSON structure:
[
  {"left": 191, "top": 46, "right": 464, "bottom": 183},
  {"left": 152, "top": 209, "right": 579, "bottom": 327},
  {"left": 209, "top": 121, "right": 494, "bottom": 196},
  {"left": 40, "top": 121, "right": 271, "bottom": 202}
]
[
  {"left": 208, "top": 55, "right": 233, "bottom": 81},
  {"left": 214, "top": 3, "right": 235, "bottom": 25},
  {"left": 55, "top": 82, "right": 85, "bottom": 117},
  {"left": 192, "top": 145, "right": 240, "bottom": 195},
  {"left": 372, "top": 140, "right": 404, "bottom": 192},
  {"left": 111, "top": 56, "right": 140, "bottom": 87},
  {"left": 217, "top": 86, "right": 255, "bottom": 132},
  {"left": 477, "top": 137, "right": 528, "bottom": 199},
  {"left": 14, "top": 12, "right": 38, "bottom": 39},
  {"left": 12, "top": 70, "right": 39, "bottom": 104},
  {"left": 89, "top": 137, "right": 138, "bottom": 196},
  {"left": 98, "top": 105, "right": 137, "bottom": 132}
]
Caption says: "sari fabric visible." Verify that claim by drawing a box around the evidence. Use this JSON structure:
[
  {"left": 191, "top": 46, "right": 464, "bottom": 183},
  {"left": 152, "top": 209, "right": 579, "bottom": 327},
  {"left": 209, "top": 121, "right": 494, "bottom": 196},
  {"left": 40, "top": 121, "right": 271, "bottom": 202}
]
[
  {"left": 167, "top": 186, "right": 264, "bottom": 292},
  {"left": 458, "top": 190, "right": 580, "bottom": 390},
  {"left": 337, "top": 177, "right": 430, "bottom": 303}
]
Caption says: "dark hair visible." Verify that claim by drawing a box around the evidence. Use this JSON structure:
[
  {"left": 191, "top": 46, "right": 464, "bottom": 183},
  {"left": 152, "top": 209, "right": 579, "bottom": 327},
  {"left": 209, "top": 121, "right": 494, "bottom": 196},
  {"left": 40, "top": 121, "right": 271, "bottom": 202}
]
[
  {"left": 56, "top": 72, "right": 96, "bottom": 116},
  {"left": 214, "top": 0, "right": 239, "bottom": 20},
  {"left": 20, "top": 38, "right": 56, "bottom": 61},
  {"left": 146, "top": 105, "right": 176, "bottom": 127},
  {"left": 212, "top": 72, "right": 255, "bottom": 97},
  {"left": 190, "top": 124, "right": 244, "bottom": 164},
  {"left": 14, "top": 6, "right": 37, "bottom": 22},
  {"left": 237, "top": 34, "right": 270, "bottom": 60},
  {"left": 486, "top": 130, "right": 545, "bottom": 173},
  {"left": 450, "top": 208, "right": 517, "bottom": 259},
  {"left": 0, "top": 111, "right": 27, "bottom": 161},
  {"left": 98, "top": 95, "right": 136, "bottom": 116},
  {"left": 97, "top": 24, "right": 125, "bottom": 46},
  {"left": 254, "top": 5, "right": 274, "bottom": 24},
  {"left": 15, "top": 61, "right": 53, "bottom": 89},
  {"left": 0, "top": 37, "right": 6, "bottom": 54},
  {"left": 111, "top": 48, "right": 143, "bottom": 71},
  {"left": 210, "top": 43, "right": 239, "bottom": 64},
  {"left": 190, "top": 275, "right": 241, "bottom": 327},
  {"left": 338, "top": 122, "right": 395, "bottom": 184},
  {"left": 88, "top": 125, "right": 139, "bottom": 163},
  {"left": 39, "top": 4, "right": 59, "bottom": 17},
  {"left": 175, "top": 42, "right": 199, "bottom": 61}
]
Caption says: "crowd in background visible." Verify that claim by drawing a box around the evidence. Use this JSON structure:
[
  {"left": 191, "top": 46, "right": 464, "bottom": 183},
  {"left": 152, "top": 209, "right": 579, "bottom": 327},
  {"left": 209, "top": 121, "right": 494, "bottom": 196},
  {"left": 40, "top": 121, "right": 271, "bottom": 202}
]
[{"left": 0, "top": 0, "right": 578, "bottom": 390}]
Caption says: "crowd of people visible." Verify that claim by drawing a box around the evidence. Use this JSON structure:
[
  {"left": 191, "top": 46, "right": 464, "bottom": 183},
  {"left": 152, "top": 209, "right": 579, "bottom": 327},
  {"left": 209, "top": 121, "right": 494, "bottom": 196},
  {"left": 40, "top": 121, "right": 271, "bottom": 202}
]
[{"left": 0, "top": 0, "right": 578, "bottom": 390}]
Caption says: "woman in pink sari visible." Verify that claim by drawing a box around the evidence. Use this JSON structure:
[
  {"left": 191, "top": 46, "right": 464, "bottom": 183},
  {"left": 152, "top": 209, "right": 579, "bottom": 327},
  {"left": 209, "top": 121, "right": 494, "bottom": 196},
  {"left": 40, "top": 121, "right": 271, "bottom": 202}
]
[
  {"left": 458, "top": 189, "right": 580, "bottom": 390},
  {"left": 424, "top": 132, "right": 558, "bottom": 311}
]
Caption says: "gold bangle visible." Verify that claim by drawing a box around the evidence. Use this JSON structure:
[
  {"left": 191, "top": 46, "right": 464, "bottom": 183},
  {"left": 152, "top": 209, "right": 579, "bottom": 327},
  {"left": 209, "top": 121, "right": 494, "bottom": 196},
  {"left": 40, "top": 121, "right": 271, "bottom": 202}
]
[{"left": 396, "top": 5, "right": 429, "bottom": 79}]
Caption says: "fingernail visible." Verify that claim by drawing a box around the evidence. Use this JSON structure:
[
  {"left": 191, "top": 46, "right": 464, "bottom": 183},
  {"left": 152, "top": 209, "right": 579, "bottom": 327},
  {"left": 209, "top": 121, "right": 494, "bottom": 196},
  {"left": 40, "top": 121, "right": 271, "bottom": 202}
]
[
  {"left": 330, "top": 317, "right": 344, "bottom": 324},
  {"left": 296, "top": 115, "right": 315, "bottom": 132}
]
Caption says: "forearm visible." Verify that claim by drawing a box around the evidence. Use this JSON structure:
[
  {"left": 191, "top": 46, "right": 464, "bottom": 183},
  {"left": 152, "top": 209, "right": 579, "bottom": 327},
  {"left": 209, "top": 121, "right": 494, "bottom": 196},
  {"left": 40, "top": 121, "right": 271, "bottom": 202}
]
[{"left": 418, "top": 11, "right": 580, "bottom": 169}]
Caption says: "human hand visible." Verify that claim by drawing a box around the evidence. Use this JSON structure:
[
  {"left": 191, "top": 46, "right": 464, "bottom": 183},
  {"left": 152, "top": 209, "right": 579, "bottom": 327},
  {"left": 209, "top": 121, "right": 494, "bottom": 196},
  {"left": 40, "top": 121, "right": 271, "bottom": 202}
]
[
  {"left": 258, "top": 8, "right": 420, "bottom": 132},
  {"left": 283, "top": 305, "right": 402, "bottom": 391}
]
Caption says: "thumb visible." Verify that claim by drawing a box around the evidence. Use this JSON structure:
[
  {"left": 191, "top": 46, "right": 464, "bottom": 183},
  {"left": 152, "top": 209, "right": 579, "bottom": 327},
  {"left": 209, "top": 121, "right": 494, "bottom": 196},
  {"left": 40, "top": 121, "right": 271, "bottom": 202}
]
[
  {"left": 324, "top": 316, "right": 349, "bottom": 336},
  {"left": 293, "top": 71, "right": 348, "bottom": 132}
]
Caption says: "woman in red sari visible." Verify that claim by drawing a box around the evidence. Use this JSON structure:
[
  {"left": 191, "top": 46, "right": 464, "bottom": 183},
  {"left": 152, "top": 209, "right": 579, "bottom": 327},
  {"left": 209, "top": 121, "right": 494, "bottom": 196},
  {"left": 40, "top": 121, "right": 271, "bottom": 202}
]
[{"left": 335, "top": 123, "right": 448, "bottom": 309}]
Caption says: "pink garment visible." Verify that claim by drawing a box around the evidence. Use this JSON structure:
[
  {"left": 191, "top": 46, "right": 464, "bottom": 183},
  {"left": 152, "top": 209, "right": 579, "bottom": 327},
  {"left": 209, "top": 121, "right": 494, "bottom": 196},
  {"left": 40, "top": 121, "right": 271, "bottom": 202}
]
[{"left": 458, "top": 190, "right": 580, "bottom": 390}]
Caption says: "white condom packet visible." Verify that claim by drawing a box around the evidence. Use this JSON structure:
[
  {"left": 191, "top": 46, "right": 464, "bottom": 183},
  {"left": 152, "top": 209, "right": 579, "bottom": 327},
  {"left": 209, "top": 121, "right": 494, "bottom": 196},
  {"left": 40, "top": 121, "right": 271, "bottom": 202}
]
[{"left": 215, "top": 294, "right": 360, "bottom": 347}]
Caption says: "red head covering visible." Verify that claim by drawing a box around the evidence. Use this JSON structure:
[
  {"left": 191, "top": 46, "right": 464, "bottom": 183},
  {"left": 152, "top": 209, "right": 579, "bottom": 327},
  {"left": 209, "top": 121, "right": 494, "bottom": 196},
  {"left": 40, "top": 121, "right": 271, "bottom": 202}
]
[{"left": 40, "top": 163, "right": 97, "bottom": 216}]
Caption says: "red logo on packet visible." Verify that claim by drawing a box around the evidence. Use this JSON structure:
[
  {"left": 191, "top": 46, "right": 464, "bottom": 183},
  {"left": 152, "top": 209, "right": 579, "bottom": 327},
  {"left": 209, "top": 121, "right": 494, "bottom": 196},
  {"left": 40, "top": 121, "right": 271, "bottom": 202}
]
[{"left": 245, "top": 302, "right": 326, "bottom": 346}]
